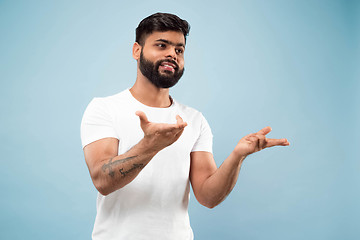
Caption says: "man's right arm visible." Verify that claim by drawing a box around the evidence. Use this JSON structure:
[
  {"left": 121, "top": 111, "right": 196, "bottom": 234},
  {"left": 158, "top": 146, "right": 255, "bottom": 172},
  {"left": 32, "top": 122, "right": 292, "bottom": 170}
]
[{"left": 83, "top": 111, "right": 187, "bottom": 196}]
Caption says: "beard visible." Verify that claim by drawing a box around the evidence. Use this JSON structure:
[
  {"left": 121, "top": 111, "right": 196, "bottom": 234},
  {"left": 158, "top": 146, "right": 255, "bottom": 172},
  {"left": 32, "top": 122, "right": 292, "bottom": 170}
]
[{"left": 139, "top": 50, "right": 184, "bottom": 89}]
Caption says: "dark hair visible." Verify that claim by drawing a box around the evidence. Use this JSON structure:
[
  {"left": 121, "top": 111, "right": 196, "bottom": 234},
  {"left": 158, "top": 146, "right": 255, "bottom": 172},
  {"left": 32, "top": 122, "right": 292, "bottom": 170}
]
[{"left": 136, "top": 13, "right": 190, "bottom": 46}]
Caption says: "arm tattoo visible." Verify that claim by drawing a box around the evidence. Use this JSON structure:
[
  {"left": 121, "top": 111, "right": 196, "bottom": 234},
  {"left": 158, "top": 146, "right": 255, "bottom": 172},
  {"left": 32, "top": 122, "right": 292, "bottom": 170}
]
[
  {"left": 119, "top": 163, "right": 144, "bottom": 177},
  {"left": 102, "top": 156, "right": 138, "bottom": 177}
]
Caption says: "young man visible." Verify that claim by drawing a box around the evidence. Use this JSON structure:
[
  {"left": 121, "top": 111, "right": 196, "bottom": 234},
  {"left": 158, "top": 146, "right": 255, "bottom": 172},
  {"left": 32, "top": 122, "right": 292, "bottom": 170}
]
[{"left": 81, "top": 13, "right": 289, "bottom": 240}]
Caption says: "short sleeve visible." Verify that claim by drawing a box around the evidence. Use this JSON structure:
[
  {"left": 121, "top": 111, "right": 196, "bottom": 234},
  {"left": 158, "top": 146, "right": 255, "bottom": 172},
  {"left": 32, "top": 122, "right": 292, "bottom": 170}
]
[
  {"left": 80, "top": 98, "right": 118, "bottom": 148},
  {"left": 191, "top": 113, "right": 213, "bottom": 153}
]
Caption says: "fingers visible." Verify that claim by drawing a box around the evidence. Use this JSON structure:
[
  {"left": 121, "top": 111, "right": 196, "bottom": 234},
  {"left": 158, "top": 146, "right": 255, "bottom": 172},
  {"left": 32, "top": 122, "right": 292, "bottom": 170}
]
[
  {"left": 266, "top": 138, "right": 290, "bottom": 148},
  {"left": 257, "top": 126, "right": 272, "bottom": 136},
  {"left": 136, "top": 111, "right": 186, "bottom": 127},
  {"left": 256, "top": 126, "right": 290, "bottom": 147},
  {"left": 247, "top": 128, "right": 290, "bottom": 148},
  {"left": 135, "top": 111, "right": 187, "bottom": 135}
]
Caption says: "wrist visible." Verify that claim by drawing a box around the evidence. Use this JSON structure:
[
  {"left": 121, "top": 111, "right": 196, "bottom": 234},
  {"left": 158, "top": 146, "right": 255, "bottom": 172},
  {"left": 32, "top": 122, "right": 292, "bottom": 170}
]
[
  {"left": 231, "top": 150, "right": 247, "bottom": 164},
  {"left": 139, "top": 136, "right": 162, "bottom": 155}
]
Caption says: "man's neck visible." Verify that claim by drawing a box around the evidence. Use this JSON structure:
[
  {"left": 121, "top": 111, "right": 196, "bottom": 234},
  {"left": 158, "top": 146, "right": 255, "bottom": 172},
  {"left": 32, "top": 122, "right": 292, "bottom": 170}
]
[{"left": 130, "top": 76, "right": 172, "bottom": 108}]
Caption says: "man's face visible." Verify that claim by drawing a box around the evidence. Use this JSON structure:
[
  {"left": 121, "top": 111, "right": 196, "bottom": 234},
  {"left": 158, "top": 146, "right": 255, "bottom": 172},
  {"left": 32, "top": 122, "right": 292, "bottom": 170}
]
[{"left": 138, "top": 31, "right": 185, "bottom": 88}]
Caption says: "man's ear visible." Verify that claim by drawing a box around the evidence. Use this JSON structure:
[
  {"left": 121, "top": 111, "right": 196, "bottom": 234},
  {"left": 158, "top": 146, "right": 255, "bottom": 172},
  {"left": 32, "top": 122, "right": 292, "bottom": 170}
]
[{"left": 133, "top": 42, "right": 141, "bottom": 60}]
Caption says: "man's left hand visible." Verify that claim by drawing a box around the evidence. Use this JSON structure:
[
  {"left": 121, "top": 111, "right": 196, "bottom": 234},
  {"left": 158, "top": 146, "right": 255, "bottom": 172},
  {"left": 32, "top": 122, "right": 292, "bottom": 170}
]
[{"left": 233, "top": 127, "right": 290, "bottom": 158}]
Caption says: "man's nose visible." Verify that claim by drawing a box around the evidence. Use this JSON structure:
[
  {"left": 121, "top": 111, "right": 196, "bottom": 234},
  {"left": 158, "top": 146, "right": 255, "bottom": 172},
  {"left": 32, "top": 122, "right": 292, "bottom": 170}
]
[{"left": 165, "top": 47, "right": 177, "bottom": 61}]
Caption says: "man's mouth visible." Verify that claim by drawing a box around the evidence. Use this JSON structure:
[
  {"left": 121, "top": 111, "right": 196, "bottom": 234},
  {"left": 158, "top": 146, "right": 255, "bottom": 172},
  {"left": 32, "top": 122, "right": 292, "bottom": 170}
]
[{"left": 159, "top": 61, "right": 178, "bottom": 73}]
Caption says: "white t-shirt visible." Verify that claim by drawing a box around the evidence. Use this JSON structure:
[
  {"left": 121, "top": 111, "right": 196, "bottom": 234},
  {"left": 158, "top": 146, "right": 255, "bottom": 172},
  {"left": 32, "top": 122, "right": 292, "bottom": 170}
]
[{"left": 81, "top": 89, "right": 213, "bottom": 240}]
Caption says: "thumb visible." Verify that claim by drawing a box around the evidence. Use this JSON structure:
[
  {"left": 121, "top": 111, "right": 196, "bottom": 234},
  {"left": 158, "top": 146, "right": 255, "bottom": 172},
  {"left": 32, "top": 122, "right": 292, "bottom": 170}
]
[
  {"left": 135, "top": 111, "right": 149, "bottom": 125},
  {"left": 176, "top": 115, "right": 187, "bottom": 128},
  {"left": 257, "top": 126, "right": 272, "bottom": 136}
]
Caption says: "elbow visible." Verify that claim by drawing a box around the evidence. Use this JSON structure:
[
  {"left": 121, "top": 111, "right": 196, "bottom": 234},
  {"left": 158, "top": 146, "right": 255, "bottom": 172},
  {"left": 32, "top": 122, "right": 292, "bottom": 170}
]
[
  {"left": 198, "top": 198, "right": 220, "bottom": 209},
  {"left": 95, "top": 184, "right": 111, "bottom": 196},
  {"left": 91, "top": 174, "right": 113, "bottom": 196},
  {"left": 91, "top": 171, "right": 131, "bottom": 196},
  {"left": 92, "top": 173, "right": 126, "bottom": 196},
  {"left": 198, "top": 191, "right": 228, "bottom": 209},
  {"left": 202, "top": 201, "right": 218, "bottom": 209}
]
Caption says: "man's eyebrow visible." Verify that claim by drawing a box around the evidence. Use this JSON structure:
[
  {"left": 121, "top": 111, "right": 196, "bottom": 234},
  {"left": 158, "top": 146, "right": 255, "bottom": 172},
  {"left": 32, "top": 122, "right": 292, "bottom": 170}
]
[{"left": 155, "top": 39, "right": 185, "bottom": 48}]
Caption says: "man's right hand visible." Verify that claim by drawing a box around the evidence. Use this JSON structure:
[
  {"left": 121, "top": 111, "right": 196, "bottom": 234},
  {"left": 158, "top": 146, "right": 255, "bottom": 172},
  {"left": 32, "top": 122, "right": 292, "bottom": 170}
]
[
  {"left": 135, "top": 111, "right": 187, "bottom": 152},
  {"left": 83, "top": 111, "right": 187, "bottom": 195}
]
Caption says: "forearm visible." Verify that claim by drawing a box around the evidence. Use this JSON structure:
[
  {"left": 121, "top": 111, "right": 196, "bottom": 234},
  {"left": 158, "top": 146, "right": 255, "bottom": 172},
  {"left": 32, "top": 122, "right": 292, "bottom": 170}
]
[
  {"left": 200, "top": 152, "right": 246, "bottom": 208},
  {"left": 92, "top": 138, "right": 158, "bottom": 195},
  {"left": 192, "top": 127, "right": 289, "bottom": 208}
]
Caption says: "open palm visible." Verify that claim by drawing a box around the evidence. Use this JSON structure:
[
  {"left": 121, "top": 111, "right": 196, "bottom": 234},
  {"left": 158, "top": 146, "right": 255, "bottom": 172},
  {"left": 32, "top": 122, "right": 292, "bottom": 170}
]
[
  {"left": 136, "top": 111, "right": 187, "bottom": 152},
  {"left": 234, "top": 127, "right": 290, "bottom": 157}
]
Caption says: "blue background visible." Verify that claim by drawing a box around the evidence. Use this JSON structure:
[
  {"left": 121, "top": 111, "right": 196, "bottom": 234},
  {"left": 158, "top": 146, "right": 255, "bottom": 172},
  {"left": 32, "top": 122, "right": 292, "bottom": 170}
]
[{"left": 1, "top": 0, "right": 359, "bottom": 239}]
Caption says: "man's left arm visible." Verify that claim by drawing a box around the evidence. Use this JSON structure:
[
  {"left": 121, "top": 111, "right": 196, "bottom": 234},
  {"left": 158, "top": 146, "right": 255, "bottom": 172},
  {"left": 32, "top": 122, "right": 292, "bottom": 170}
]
[{"left": 189, "top": 126, "right": 289, "bottom": 209}]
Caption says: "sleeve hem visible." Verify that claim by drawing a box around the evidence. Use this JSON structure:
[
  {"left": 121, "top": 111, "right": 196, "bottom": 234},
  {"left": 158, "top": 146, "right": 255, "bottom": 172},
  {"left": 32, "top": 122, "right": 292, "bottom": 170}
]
[{"left": 82, "top": 135, "right": 119, "bottom": 149}]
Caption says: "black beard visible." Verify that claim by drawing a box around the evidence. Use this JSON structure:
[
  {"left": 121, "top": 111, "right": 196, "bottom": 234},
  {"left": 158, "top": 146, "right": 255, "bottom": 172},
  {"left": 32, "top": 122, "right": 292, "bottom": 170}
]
[{"left": 139, "top": 50, "right": 184, "bottom": 88}]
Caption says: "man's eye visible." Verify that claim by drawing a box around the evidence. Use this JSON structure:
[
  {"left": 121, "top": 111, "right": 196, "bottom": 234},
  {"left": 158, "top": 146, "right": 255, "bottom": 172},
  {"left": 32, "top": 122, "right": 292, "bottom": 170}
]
[
  {"left": 157, "top": 44, "right": 166, "bottom": 48},
  {"left": 176, "top": 49, "right": 183, "bottom": 54}
]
